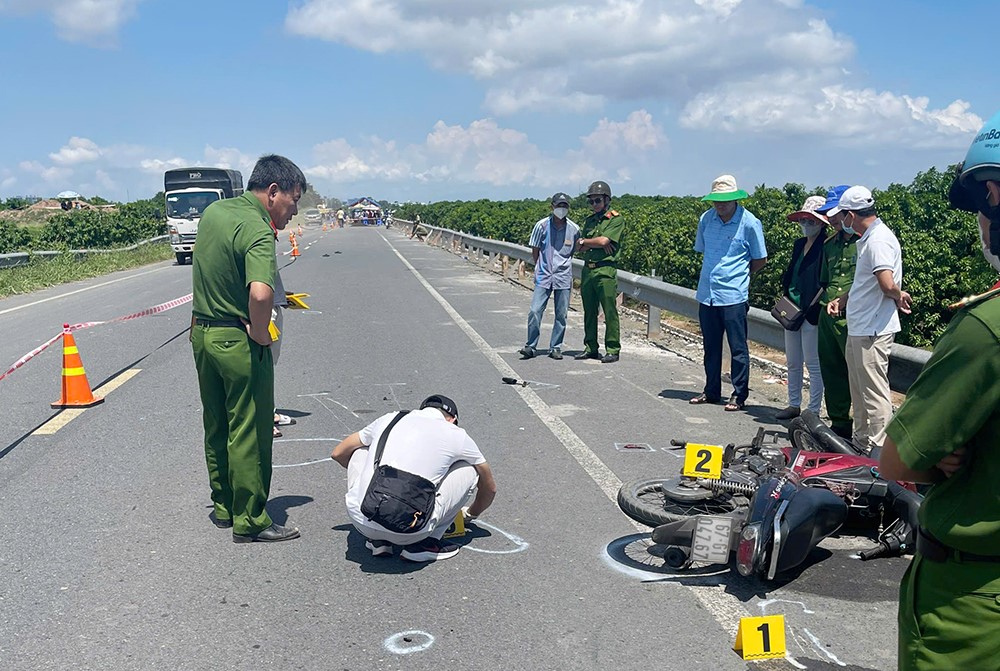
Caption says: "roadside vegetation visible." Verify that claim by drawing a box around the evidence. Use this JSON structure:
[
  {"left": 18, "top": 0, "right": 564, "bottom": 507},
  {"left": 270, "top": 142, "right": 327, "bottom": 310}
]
[
  {"left": 395, "top": 166, "right": 990, "bottom": 349},
  {"left": 0, "top": 193, "right": 171, "bottom": 298}
]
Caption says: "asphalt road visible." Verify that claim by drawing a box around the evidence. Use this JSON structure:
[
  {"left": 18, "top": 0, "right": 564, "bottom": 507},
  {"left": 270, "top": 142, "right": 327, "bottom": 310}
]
[{"left": 0, "top": 223, "right": 906, "bottom": 671}]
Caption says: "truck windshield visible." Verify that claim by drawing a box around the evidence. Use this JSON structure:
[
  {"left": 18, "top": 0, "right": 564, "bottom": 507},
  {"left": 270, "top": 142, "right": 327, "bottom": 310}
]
[{"left": 167, "top": 192, "right": 220, "bottom": 219}]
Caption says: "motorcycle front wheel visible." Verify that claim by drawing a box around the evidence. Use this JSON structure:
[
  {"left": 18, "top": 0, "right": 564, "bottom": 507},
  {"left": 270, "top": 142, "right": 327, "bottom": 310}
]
[{"left": 617, "top": 477, "right": 743, "bottom": 527}]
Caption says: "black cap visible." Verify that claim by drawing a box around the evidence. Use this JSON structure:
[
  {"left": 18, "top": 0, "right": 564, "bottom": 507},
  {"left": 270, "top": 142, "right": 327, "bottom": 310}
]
[
  {"left": 551, "top": 192, "right": 570, "bottom": 206},
  {"left": 419, "top": 394, "right": 459, "bottom": 424}
]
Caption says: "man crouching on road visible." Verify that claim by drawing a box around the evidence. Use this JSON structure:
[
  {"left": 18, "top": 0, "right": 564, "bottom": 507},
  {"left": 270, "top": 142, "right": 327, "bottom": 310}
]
[{"left": 332, "top": 395, "right": 497, "bottom": 562}]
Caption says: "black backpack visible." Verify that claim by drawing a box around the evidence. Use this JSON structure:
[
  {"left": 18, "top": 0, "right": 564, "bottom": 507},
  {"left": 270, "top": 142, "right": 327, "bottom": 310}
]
[{"left": 360, "top": 411, "right": 438, "bottom": 534}]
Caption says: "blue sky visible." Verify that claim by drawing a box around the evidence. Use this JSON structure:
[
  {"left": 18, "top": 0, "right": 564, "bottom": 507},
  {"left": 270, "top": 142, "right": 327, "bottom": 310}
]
[{"left": 1, "top": 0, "right": 997, "bottom": 204}]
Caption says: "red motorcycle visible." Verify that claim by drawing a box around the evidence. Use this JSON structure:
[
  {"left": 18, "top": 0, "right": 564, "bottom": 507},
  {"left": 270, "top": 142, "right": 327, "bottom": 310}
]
[{"left": 617, "top": 425, "right": 921, "bottom": 578}]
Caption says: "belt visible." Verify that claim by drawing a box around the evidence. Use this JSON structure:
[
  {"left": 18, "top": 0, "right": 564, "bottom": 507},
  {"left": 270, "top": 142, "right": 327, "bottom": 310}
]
[
  {"left": 917, "top": 528, "right": 1000, "bottom": 563},
  {"left": 194, "top": 318, "right": 244, "bottom": 328},
  {"left": 585, "top": 261, "right": 616, "bottom": 270}
]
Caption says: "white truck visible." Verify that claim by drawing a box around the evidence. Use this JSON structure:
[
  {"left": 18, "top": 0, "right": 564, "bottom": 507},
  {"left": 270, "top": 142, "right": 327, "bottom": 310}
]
[{"left": 164, "top": 167, "right": 244, "bottom": 265}]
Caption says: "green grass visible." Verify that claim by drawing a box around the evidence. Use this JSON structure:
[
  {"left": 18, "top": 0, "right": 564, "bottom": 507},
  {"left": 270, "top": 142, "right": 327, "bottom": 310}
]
[{"left": 0, "top": 242, "right": 174, "bottom": 298}]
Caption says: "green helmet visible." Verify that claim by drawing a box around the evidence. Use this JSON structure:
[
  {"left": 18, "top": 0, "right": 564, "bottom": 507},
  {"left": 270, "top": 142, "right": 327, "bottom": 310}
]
[{"left": 587, "top": 181, "right": 611, "bottom": 198}]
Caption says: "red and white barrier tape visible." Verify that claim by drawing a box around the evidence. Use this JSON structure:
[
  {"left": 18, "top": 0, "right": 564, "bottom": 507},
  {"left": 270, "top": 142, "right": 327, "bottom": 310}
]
[{"left": 0, "top": 293, "right": 193, "bottom": 383}]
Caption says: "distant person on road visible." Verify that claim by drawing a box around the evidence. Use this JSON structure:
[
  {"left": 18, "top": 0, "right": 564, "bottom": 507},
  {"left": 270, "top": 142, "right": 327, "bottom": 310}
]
[
  {"left": 880, "top": 112, "right": 1000, "bottom": 671},
  {"left": 774, "top": 196, "right": 827, "bottom": 420},
  {"left": 410, "top": 214, "right": 426, "bottom": 241},
  {"left": 825, "top": 186, "right": 911, "bottom": 454},
  {"left": 575, "top": 180, "right": 626, "bottom": 363},
  {"left": 332, "top": 395, "right": 498, "bottom": 562},
  {"left": 519, "top": 192, "right": 580, "bottom": 360},
  {"left": 690, "top": 175, "right": 767, "bottom": 412},
  {"left": 816, "top": 185, "right": 856, "bottom": 439},
  {"left": 336, "top": 209, "right": 345, "bottom": 227},
  {"left": 191, "top": 154, "right": 306, "bottom": 544}
]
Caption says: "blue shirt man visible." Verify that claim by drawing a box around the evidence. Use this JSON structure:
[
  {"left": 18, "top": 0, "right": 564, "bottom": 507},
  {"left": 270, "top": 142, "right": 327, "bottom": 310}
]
[
  {"left": 519, "top": 193, "right": 580, "bottom": 360},
  {"left": 690, "top": 175, "right": 768, "bottom": 411}
]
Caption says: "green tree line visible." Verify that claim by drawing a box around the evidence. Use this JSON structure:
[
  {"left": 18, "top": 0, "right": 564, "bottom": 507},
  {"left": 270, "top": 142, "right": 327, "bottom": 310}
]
[
  {"left": 0, "top": 194, "right": 165, "bottom": 254},
  {"left": 395, "top": 166, "right": 995, "bottom": 349}
]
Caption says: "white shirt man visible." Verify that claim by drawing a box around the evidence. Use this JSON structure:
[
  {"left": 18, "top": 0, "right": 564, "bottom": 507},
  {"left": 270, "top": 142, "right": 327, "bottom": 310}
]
[
  {"left": 826, "top": 186, "right": 912, "bottom": 453},
  {"left": 332, "top": 395, "right": 497, "bottom": 562}
]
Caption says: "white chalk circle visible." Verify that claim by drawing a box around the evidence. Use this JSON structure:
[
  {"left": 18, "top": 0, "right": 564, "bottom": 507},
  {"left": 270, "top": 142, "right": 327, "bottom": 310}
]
[
  {"left": 463, "top": 520, "right": 530, "bottom": 555},
  {"left": 383, "top": 630, "right": 435, "bottom": 655}
]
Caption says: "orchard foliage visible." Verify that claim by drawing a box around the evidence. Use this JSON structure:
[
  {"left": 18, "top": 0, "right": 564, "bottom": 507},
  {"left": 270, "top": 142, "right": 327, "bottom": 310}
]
[{"left": 398, "top": 166, "right": 994, "bottom": 348}]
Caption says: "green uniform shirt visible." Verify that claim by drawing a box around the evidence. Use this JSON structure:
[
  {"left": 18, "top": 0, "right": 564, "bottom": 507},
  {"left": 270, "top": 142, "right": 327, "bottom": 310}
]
[
  {"left": 886, "top": 296, "right": 1000, "bottom": 555},
  {"left": 192, "top": 192, "right": 276, "bottom": 321},
  {"left": 819, "top": 231, "right": 857, "bottom": 304},
  {"left": 581, "top": 209, "right": 626, "bottom": 265}
]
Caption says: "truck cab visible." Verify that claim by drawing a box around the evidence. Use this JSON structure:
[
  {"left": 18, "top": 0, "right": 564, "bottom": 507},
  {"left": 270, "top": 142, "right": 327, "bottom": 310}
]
[{"left": 165, "top": 167, "right": 243, "bottom": 265}]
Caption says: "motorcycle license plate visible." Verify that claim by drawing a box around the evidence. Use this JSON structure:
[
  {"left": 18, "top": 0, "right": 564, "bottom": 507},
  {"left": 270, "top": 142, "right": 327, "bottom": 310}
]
[{"left": 691, "top": 516, "right": 733, "bottom": 564}]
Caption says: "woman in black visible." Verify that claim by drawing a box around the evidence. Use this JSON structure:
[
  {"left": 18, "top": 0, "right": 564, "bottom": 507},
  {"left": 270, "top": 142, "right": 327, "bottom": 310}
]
[{"left": 776, "top": 196, "right": 828, "bottom": 420}]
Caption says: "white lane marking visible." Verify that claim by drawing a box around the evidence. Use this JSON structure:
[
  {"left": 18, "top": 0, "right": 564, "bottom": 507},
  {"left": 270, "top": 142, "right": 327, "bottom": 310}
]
[
  {"left": 463, "top": 520, "right": 529, "bottom": 554},
  {"left": 383, "top": 234, "right": 750, "bottom": 636},
  {"left": 759, "top": 598, "right": 816, "bottom": 615},
  {"left": 383, "top": 630, "right": 434, "bottom": 655},
  {"left": 0, "top": 265, "right": 169, "bottom": 316},
  {"left": 32, "top": 368, "right": 142, "bottom": 435}
]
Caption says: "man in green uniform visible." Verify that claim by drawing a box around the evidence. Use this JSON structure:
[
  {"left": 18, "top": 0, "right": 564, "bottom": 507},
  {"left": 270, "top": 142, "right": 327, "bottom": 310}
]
[
  {"left": 816, "top": 185, "right": 856, "bottom": 439},
  {"left": 575, "top": 180, "right": 625, "bottom": 363},
  {"left": 191, "top": 154, "right": 306, "bottom": 544},
  {"left": 879, "top": 113, "right": 1000, "bottom": 670}
]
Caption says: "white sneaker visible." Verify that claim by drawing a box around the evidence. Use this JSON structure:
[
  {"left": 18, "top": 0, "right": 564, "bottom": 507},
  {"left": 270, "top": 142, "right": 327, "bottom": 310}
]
[{"left": 365, "top": 539, "right": 393, "bottom": 557}]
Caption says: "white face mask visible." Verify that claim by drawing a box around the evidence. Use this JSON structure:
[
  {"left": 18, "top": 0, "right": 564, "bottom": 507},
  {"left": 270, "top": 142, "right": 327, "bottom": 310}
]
[
  {"left": 552, "top": 207, "right": 568, "bottom": 219},
  {"left": 979, "top": 216, "right": 1000, "bottom": 273},
  {"left": 800, "top": 222, "right": 824, "bottom": 238}
]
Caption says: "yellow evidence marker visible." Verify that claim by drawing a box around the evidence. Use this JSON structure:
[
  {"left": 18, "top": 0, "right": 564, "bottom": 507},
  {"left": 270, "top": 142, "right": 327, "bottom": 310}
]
[
  {"left": 268, "top": 320, "right": 280, "bottom": 342},
  {"left": 734, "top": 615, "right": 786, "bottom": 660},
  {"left": 682, "top": 443, "right": 724, "bottom": 479},
  {"left": 285, "top": 292, "right": 311, "bottom": 309},
  {"left": 443, "top": 509, "right": 467, "bottom": 539}
]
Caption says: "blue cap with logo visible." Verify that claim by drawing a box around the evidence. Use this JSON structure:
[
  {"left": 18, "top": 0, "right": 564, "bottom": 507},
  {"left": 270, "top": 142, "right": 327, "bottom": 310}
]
[{"left": 817, "top": 185, "right": 851, "bottom": 214}]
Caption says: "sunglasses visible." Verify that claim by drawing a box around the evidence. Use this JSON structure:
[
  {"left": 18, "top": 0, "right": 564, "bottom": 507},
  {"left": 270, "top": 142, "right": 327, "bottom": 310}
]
[{"left": 587, "top": 197, "right": 605, "bottom": 205}]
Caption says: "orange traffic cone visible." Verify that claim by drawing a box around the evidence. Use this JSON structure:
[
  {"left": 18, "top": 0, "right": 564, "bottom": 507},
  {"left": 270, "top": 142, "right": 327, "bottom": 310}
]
[
  {"left": 297, "top": 224, "right": 303, "bottom": 236},
  {"left": 322, "top": 222, "right": 328, "bottom": 231},
  {"left": 289, "top": 231, "right": 295, "bottom": 243},
  {"left": 51, "top": 325, "right": 104, "bottom": 408},
  {"left": 290, "top": 237, "right": 301, "bottom": 257}
]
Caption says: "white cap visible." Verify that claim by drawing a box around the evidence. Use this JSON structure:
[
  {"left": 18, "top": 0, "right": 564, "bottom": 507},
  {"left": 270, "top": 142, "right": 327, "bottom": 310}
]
[{"left": 826, "top": 186, "right": 874, "bottom": 216}]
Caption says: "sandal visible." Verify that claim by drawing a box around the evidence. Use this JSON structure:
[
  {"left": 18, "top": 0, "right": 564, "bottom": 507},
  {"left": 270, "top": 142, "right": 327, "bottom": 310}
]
[
  {"left": 724, "top": 396, "right": 745, "bottom": 412},
  {"left": 273, "top": 426, "right": 282, "bottom": 438},
  {"left": 274, "top": 413, "right": 296, "bottom": 426},
  {"left": 689, "top": 393, "right": 719, "bottom": 405}
]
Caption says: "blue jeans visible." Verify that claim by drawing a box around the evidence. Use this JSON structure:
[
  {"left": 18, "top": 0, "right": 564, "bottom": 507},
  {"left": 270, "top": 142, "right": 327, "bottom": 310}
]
[
  {"left": 699, "top": 302, "right": 750, "bottom": 403},
  {"left": 526, "top": 284, "right": 570, "bottom": 351}
]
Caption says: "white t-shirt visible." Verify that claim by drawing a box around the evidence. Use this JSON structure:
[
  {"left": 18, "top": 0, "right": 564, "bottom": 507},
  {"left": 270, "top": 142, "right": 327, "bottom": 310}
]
[
  {"left": 847, "top": 218, "right": 902, "bottom": 337},
  {"left": 346, "top": 408, "right": 486, "bottom": 528}
]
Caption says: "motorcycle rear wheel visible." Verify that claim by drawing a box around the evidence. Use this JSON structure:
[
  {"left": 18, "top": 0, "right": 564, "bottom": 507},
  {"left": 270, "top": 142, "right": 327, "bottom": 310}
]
[{"left": 617, "top": 477, "right": 742, "bottom": 527}]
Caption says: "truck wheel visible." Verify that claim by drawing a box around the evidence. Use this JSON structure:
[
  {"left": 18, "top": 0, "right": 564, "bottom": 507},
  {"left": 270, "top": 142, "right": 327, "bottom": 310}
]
[{"left": 176, "top": 253, "right": 191, "bottom": 265}]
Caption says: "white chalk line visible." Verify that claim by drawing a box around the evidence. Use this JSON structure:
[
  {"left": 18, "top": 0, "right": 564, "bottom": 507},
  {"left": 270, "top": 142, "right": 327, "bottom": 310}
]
[
  {"left": 383, "top": 630, "right": 435, "bottom": 655},
  {"left": 463, "top": 520, "right": 529, "bottom": 555},
  {"left": 273, "top": 457, "right": 333, "bottom": 469},
  {"left": 384, "top": 234, "right": 750, "bottom": 641}
]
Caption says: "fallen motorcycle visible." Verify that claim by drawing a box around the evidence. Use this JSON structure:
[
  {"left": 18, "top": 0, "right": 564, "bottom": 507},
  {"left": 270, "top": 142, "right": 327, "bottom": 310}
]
[{"left": 617, "top": 424, "right": 921, "bottom": 579}]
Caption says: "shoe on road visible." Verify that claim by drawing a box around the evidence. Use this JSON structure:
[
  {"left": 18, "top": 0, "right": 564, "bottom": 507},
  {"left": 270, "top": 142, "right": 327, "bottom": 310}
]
[
  {"left": 775, "top": 406, "right": 800, "bottom": 420},
  {"left": 210, "top": 513, "right": 233, "bottom": 529},
  {"left": 233, "top": 523, "right": 301, "bottom": 544},
  {"left": 518, "top": 346, "right": 535, "bottom": 359},
  {"left": 366, "top": 539, "right": 394, "bottom": 557},
  {"left": 573, "top": 350, "right": 600, "bottom": 360},
  {"left": 601, "top": 353, "right": 619, "bottom": 363},
  {"left": 401, "top": 537, "right": 461, "bottom": 562},
  {"left": 548, "top": 348, "right": 563, "bottom": 360}
]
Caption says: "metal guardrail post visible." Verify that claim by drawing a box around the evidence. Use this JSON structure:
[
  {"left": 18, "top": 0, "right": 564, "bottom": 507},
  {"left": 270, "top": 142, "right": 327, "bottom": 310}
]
[{"left": 647, "top": 271, "right": 661, "bottom": 339}]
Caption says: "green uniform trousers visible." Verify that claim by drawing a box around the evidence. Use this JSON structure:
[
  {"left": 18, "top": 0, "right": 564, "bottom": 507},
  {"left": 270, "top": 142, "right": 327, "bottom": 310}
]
[
  {"left": 817, "top": 308, "right": 851, "bottom": 433},
  {"left": 192, "top": 324, "right": 275, "bottom": 535},
  {"left": 898, "top": 553, "right": 1000, "bottom": 670},
  {"left": 581, "top": 266, "right": 620, "bottom": 355}
]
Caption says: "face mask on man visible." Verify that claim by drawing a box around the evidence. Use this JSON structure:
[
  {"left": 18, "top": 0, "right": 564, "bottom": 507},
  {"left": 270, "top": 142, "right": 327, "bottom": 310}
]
[
  {"left": 841, "top": 213, "right": 856, "bottom": 236},
  {"left": 800, "top": 222, "right": 824, "bottom": 238},
  {"left": 978, "top": 212, "right": 1000, "bottom": 273},
  {"left": 552, "top": 207, "right": 568, "bottom": 219}
]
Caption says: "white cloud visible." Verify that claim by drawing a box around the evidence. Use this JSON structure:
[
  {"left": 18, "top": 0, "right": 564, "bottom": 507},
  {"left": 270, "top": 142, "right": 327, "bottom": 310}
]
[
  {"left": 680, "top": 78, "right": 982, "bottom": 148},
  {"left": 49, "top": 137, "right": 102, "bottom": 165},
  {"left": 139, "top": 157, "right": 187, "bottom": 173},
  {"left": 285, "top": 0, "right": 973, "bottom": 148},
  {"left": 304, "top": 111, "right": 664, "bottom": 191},
  {"left": 0, "top": 0, "right": 142, "bottom": 45}
]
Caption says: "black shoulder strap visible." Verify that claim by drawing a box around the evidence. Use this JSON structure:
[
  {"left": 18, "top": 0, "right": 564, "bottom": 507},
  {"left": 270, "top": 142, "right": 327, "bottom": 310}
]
[{"left": 372, "top": 411, "right": 410, "bottom": 467}]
